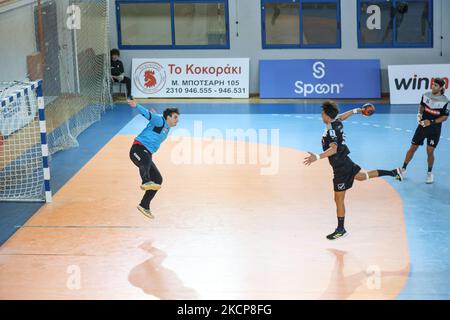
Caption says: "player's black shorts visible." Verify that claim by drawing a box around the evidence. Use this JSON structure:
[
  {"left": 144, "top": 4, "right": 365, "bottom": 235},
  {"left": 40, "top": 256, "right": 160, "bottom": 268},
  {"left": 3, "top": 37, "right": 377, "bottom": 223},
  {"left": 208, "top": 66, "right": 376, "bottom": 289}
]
[
  {"left": 331, "top": 157, "right": 361, "bottom": 192},
  {"left": 412, "top": 125, "right": 441, "bottom": 148}
]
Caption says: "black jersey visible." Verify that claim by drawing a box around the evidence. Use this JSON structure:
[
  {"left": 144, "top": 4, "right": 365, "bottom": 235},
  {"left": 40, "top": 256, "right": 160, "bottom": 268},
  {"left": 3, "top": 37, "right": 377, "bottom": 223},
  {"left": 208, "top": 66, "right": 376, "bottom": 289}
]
[
  {"left": 111, "top": 59, "right": 124, "bottom": 77},
  {"left": 322, "top": 119, "right": 351, "bottom": 168},
  {"left": 420, "top": 92, "right": 449, "bottom": 128}
]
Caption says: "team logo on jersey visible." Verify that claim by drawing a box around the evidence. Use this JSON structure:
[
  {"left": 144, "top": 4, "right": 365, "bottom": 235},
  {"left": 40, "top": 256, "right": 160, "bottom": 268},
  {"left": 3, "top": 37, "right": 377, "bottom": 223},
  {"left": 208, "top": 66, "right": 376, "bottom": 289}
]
[
  {"left": 134, "top": 62, "right": 166, "bottom": 95},
  {"left": 337, "top": 183, "right": 346, "bottom": 190}
]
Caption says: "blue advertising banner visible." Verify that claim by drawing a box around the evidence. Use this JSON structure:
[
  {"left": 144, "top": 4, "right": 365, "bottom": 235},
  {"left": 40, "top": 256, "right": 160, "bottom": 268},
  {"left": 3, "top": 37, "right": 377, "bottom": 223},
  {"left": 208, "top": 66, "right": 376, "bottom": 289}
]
[{"left": 260, "top": 59, "right": 381, "bottom": 99}]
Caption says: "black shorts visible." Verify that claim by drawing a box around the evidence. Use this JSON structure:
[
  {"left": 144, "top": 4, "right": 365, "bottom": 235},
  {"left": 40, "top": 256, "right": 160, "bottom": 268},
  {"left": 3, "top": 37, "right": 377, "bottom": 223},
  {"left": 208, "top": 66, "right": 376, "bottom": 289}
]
[
  {"left": 412, "top": 125, "right": 441, "bottom": 148},
  {"left": 331, "top": 158, "right": 361, "bottom": 192}
]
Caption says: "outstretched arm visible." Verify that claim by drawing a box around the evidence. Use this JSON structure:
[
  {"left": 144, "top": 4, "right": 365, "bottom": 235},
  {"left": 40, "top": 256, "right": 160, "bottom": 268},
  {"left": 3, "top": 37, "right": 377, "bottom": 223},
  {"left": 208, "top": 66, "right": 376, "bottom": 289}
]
[
  {"left": 337, "top": 108, "right": 362, "bottom": 122},
  {"left": 303, "top": 143, "right": 337, "bottom": 166},
  {"left": 127, "top": 99, "right": 164, "bottom": 126},
  {"left": 128, "top": 99, "right": 150, "bottom": 118}
]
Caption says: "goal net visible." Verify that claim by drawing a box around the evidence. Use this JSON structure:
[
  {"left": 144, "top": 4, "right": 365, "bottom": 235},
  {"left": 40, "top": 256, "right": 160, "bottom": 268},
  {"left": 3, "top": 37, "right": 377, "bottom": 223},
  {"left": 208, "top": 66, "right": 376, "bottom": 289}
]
[
  {"left": 0, "top": 80, "right": 51, "bottom": 202},
  {"left": 0, "top": 0, "right": 112, "bottom": 202}
]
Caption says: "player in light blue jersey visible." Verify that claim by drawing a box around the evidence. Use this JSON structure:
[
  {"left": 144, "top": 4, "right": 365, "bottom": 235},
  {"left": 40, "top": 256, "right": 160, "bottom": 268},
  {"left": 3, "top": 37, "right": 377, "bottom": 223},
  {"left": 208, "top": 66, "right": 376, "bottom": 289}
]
[{"left": 128, "top": 99, "right": 180, "bottom": 218}]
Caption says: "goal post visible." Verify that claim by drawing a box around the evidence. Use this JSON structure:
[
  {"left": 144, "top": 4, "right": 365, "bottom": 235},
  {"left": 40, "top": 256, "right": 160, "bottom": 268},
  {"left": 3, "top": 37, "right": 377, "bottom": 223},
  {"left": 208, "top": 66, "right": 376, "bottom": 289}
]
[
  {"left": 0, "top": 0, "right": 112, "bottom": 202},
  {"left": 0, "top": 80, "right": 52, "bottom": 202}
]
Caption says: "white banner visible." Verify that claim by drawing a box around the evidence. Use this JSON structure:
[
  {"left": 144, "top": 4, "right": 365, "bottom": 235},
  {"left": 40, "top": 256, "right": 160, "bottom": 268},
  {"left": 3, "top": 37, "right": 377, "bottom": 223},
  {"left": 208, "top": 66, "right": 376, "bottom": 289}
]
[
  {"left": 131, "top": 58, "right": 250, "bottom": 98},
  {"left": 388, "top": 64, "right": 450, "bottom": 104}
]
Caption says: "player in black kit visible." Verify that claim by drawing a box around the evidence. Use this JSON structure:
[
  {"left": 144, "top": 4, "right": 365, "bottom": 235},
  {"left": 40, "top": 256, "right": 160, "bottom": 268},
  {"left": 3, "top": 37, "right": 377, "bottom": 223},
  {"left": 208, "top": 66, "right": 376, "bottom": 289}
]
[
  {"left": 304, "top": 101, "right": 403, "bottom": 241},
  {"left": 400, "top": 78, "right": 449, "bottom": 184}
]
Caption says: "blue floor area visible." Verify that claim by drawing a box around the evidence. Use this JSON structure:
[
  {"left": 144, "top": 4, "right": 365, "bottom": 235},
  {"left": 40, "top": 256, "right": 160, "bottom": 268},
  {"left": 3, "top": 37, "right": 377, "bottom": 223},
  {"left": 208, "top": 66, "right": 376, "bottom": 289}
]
[
  {"left": 137, "top": 102, "right": 419, "bottom": 115},
  {"left": 1, "top": 102, "right": 449, "bottom": 299}
]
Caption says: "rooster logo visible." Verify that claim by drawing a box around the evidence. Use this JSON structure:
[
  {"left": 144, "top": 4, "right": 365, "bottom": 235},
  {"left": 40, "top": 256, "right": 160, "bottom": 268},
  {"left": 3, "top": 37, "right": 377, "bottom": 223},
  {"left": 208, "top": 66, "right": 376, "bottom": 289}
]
[
  {"left": 144, "top": 70, "right": 157, "bottom": 88},
  {"left": 135, "top": 62, "right": 166, "bottom": 94}
]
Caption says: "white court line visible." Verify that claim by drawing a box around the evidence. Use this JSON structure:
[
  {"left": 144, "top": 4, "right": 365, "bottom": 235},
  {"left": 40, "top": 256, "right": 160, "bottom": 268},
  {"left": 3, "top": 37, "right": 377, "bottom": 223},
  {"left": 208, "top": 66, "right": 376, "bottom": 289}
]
[{"left": 282, "top": 116, "right": 449, "bottom": 143}]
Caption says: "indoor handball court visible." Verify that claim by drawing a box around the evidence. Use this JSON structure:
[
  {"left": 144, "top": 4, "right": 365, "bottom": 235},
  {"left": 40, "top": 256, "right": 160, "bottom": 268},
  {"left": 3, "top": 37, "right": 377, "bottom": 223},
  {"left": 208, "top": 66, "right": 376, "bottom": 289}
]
[{"left": 0, "top": 0, "right": 449, "bottom": 301}]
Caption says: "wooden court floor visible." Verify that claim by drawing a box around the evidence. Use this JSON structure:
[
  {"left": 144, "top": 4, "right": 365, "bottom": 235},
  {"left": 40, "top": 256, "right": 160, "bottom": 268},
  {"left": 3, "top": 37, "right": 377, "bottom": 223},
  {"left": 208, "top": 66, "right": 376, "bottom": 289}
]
[{"left": 0, "top": 135, "right": 409, "bottom": 299}]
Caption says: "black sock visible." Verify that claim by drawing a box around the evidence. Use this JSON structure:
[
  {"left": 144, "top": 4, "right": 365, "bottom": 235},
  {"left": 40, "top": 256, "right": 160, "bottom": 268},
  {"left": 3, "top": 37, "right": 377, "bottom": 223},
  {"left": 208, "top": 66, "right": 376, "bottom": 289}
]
[
  {"left": 428, "top": 166, "right": 433, "bottom": 173},
  {"left": 377, "top": 170, "right": 396, "bottom": 177},
  {"left": 403, "top": 162, "right": 408, "bottom": 170},
  {"left": 140, "top": 202, "right": 150, "bottom": 210},
  {"left": 338, "top": 217, "right": 345, "bottom": 230}
]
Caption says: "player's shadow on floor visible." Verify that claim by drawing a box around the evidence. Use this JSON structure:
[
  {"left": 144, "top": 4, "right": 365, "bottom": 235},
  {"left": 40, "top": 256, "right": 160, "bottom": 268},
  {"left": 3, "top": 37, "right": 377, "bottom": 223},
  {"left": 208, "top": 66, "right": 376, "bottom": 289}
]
[
  {"left": 128, "top": 241, "right": 198, "bottom": 299},
  {"left": 319, "top": 249, "right": 409, "bottom": 299}
]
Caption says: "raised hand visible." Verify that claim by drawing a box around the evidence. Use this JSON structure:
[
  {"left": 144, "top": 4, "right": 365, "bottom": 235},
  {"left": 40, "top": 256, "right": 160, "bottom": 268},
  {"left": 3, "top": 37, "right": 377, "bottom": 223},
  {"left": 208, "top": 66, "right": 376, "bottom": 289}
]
[
  {"left": 304, "top": 152, "right": 319, "bottom": 166},
  {"left": 128, "top": 98, "right": 137, "bottom": 108}
]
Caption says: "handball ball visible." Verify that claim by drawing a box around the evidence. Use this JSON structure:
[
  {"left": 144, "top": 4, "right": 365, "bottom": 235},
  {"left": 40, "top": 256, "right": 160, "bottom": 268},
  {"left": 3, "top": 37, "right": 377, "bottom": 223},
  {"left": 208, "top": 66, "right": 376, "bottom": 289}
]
[{"left": 361, "top": 103, "right": 375, "bottom": 116}]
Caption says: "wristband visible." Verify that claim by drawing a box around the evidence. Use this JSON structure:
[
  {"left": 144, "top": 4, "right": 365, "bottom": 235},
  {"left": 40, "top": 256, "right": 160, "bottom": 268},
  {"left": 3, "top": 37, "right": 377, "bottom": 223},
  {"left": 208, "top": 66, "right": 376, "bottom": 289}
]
[
  {"left": 353, "top": 108, "right": 359, "bottom": 114},
  {"left": 314, "top": 153, "right": 321, "bottom": 161}
]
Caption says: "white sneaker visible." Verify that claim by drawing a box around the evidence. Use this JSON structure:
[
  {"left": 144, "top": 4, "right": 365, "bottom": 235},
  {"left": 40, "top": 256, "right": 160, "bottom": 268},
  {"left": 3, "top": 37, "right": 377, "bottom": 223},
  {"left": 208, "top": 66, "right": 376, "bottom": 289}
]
[
  {"left": 137, "top": 205, "right": 154, "bottom": 219},
  {"left": 395, "top": 168, "right": 404, "bottom": 181},
  {"left": 401, "top": 168, "right": 406, "bottom": 179},
  {"left": 426, "top": 172, "right": 434, "bottom": 184}
]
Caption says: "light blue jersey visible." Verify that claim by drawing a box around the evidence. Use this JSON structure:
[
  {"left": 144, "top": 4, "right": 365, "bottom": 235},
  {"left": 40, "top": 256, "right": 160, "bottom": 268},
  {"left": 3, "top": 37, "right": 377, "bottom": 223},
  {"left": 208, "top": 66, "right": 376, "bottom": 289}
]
[{"left": 134, "top": 104, "right": 170, "bottom": 154}]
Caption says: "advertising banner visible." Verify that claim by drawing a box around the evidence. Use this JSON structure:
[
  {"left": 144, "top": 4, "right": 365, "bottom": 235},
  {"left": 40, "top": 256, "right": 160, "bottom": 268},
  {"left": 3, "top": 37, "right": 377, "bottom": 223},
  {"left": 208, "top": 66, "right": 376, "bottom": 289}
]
[
  {"left": 388, "top": 64, "right": 450, "bottom": 104},
  {"left": 131, "top": 58, "right": 250, "bottom": 98},
  {"left": 260, "top": 59, "right": 381, "bottom": 99}
]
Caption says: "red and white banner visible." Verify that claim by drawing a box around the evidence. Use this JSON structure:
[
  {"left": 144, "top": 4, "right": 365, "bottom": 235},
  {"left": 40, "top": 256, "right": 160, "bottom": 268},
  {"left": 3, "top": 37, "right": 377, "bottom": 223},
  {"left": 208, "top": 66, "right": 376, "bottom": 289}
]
[
  {"left": 388, "top": 64, "right": 450, "bottom": 104},
  {"left": 131, "top": 58, "right": 250, "bottom": 98}
]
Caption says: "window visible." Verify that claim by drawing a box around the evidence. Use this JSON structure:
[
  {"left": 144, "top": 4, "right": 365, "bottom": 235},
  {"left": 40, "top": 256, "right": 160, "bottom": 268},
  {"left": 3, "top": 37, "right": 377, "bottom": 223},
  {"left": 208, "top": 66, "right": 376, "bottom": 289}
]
[
  {"left": 261, "top": 0, "right": 341, "bottom": 49},
  {"left": 120, "top": 3, "right": 172, "bottom": 46},
  {"left": 116, "top": 0, "right": 229, "bottom": 49},
  {"left": 358, "top": 0, "right": 433, "bottom": 48}
]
